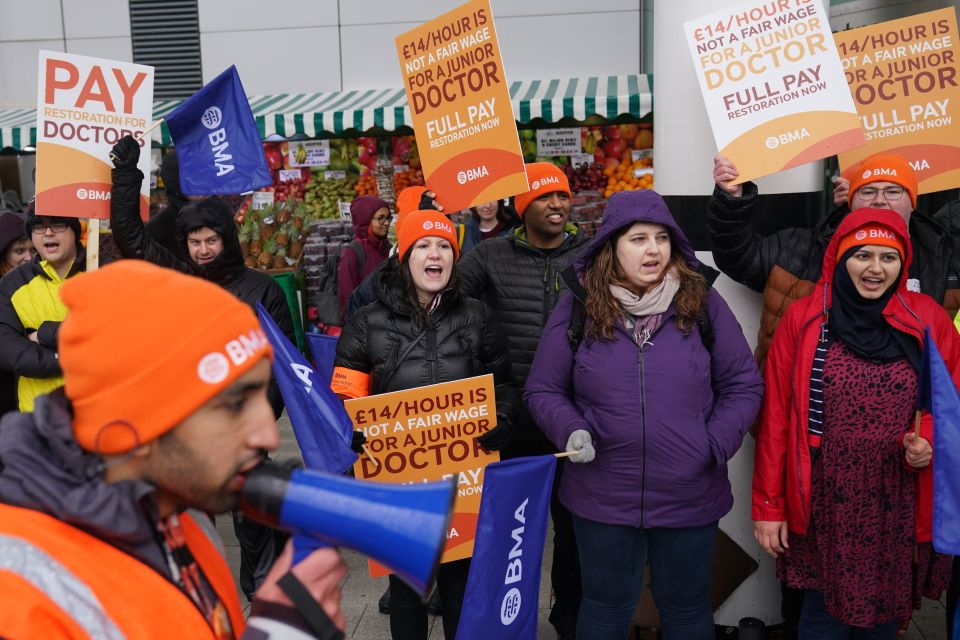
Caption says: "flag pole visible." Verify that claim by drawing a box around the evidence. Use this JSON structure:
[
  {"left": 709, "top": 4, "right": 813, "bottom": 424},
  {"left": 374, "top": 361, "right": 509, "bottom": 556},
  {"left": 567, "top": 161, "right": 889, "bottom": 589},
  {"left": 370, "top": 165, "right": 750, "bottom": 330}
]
[
  {"left": 108, "top": 119, "right": 164, "bottom": 161},
  {"left": 361, "top": 444, "right": 379, "bottom": 468},
  {"left": 554, "top": 451, "right": 577, "bottom": 459},
  {"left": 914, "top": 410, "right": 922, "bottom": 439}
]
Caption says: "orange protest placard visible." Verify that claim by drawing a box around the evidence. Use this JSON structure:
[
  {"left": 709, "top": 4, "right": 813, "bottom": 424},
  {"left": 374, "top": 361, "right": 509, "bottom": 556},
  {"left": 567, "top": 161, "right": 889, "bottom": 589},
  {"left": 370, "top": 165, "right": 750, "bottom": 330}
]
[
  {"left": 835, "top": 9, "right": 960, "bottom": 194},
  {"left": 35, "top": 51, "right": 153, "bottom": 219},
  {"left": 347, "top": 375, "right": 499, "bottom": 576},
  {"left": 395, "top": 0, "right": 527, "bottom": 212}
]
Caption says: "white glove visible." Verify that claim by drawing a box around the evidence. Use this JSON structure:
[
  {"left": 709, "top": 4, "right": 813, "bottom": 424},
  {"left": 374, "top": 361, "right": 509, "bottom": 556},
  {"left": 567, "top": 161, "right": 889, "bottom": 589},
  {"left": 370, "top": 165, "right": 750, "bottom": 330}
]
[{"left": 565, "top": 429, "right": 595, "bottom": 463}]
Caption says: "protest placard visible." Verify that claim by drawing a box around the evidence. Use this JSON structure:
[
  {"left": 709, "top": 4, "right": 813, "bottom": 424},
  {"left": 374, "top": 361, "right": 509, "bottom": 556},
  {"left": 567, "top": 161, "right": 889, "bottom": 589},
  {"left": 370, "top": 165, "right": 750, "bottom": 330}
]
[
  {"left": 35, "top": 51, "right": 153, "bottom": 219},
  {"left": 396, "top": 0, "right": 527, "bottom": 211},
  {"left": 684, "top": 0, "right": 864, "bottom": 183},
  {"left": 347, "top": 374, "right": 499, "bottom": 575},
  {"left": 836, "top": 8, "right": 960, "bottom": 193}
]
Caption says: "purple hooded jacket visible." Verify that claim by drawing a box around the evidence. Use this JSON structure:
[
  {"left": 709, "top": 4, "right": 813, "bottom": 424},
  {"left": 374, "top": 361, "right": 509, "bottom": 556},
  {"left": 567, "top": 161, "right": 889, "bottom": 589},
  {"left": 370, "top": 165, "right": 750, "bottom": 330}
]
[{"left": 523, "top": 190, "right": 763, "bottom": 528}]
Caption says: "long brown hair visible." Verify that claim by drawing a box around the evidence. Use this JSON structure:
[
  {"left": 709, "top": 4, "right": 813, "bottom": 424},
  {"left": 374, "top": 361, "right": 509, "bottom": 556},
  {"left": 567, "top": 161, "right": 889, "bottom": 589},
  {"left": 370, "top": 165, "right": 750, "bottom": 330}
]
[{"left": 583, "top": 227, "right": 707, "bottom": 341}]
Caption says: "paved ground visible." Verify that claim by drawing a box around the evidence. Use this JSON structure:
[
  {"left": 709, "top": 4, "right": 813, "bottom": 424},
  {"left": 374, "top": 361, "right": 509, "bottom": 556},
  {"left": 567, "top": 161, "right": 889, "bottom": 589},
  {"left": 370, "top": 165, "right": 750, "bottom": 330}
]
[{"left": 215, "top": 415, "right": 948, "bottom": 639}]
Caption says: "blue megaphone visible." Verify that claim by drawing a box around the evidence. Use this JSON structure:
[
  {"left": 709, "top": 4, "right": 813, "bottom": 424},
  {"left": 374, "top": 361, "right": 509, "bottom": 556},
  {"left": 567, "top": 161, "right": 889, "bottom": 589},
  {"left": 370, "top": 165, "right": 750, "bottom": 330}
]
[{"left": 240, "top": 463, "right": 455, "bottom": 596}]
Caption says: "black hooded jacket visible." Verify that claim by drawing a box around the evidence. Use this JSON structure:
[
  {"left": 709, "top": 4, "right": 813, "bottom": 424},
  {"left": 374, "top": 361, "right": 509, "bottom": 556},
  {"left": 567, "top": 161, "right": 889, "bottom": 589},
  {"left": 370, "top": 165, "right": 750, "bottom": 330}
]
[
  {"left": 145, "top": 150, "right": 188, "bottom": 254},
  {"left": 334, "top": 258, "right": 521, "bottom": 425},
  {"left": 110, "top": 139, "right": 293, "bottom": 415}
]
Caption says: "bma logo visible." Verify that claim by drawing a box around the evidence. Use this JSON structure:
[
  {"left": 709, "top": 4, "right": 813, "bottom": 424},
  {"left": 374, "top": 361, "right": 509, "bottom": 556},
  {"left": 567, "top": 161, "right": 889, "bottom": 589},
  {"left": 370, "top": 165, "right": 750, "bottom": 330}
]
[
  {"left": 291, "top": 363, "right": 314, "bottom": 394},
  {"left": 500, "top": 497, "right": 528, "bottom": 626},
  {"left": 197, "top": 352, "right": 230, "bottom": 384},
  {"left": 855, "top": 230, "right": 867, "bottom": 241},
  {"left": 863, "top": 167, "right": 898, "bottom": 179},
  {"left": 423, "top": 219, "right": 453, "bottom": 234},
  {"left": 201, "top": 107, "right": 223, "bottom": 129},
  {"left": 202, "top": 105, "right": 235, "bottom": 177},
  {"left": 531, "top": 176, "right": 562, "bottom": 191}
]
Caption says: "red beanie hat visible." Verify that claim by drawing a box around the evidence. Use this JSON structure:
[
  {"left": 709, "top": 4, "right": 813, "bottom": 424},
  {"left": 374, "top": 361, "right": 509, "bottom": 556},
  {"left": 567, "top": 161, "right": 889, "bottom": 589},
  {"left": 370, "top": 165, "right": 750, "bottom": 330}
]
[
  {"left": 60, "top": 261, "right": 273, "bottom": 454},
  {"left": 514, "top": 162, "right": 571, "bottom": 217},
  {"left": 844, "top": 153, "right": 918, "bottom": 208},
  {"left": 397, "top": 211, "right": 459, "bottom": 262},
  {"left": 836, "top": 222, "right": 906, "bottom": 261}
]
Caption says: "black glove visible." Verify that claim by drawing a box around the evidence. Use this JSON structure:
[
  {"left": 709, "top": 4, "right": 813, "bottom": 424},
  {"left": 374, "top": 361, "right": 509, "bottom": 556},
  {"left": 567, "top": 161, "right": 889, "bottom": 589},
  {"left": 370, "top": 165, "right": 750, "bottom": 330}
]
[
  {"left": 350, "top": 430, "right": 367, "bottom": 454},
  {"left": 477, "top": 415, "right": 513, "bottom": 452},
  {"left": 418, "top": 190, "right": 442, "bottom": 212},
  {"left": 110, "top": 135, "right": 141, "bottom": 171}
]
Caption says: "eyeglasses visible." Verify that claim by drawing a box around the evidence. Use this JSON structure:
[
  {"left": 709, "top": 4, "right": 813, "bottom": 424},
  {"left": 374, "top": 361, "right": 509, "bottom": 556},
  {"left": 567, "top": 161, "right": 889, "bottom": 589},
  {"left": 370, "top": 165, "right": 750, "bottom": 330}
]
[
  {"left": 31, "top": 222, "right": 70, "bottom": 234},
  {"left": 371, "top": 216, "right": 391, "bottom": 225},
  {"left": 857, "top": 186, "right": 906, "bottom": 201}
]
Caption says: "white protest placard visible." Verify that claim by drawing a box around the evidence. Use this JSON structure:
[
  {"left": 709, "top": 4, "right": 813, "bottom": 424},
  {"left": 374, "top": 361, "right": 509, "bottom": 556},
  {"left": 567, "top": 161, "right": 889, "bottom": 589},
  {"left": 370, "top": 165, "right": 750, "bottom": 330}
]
[
  {"left": 288, "top": 140, "right": 330, "bottom": 167},
  {"left": 36, "top": 51, "right": 154, "bottom": 219},
  {"left": 536, "top": 128, "right": 582, "bottom": 156},
  {"left": 684, "top": 0, "right": 864, "bottom": 184}
]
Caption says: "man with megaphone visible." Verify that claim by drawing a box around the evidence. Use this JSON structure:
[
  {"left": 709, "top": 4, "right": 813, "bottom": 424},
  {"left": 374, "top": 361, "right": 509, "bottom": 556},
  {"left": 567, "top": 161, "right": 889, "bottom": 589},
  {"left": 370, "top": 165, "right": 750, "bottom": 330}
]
[{"left": 0, "top": 260, "right": 346, "bottom": 639}]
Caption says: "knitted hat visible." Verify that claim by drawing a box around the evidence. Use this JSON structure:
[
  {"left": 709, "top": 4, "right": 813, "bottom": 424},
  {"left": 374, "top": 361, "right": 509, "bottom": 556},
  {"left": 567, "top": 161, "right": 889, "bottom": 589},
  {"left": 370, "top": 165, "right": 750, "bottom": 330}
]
[
  {"left": 59, "top": 261, "right": 273, "bottom": 454},
  {"left": 23, "top": 203, "right": 83, "bottom": 250},
  {"left": 397, "top": 211, "right": 459, "bottom": 262},
  {"left": 0, "top": 211, "right": 26, "bottom": 255},
  {"left": 514, "top": 162, "right": 571, "bottom": 216},
  {"left": 395, "top": 186, "right": 429, "bottom": 236},
  {"left": 836, "top": 220, "right": 906, "bottom": 261},
  {"left": 845, "top": 154, "right": 918, "bottom": 208}
]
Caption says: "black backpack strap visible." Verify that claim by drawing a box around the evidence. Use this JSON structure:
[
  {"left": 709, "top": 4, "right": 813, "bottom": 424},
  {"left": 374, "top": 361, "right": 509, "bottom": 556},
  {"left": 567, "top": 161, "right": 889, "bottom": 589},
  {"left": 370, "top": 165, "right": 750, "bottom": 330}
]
[
  {"left": 567, "top": 297, "right": 587, "bottom": 351},
  {"left": 349, "top": 239, "right": 366, "bottom": 272}
]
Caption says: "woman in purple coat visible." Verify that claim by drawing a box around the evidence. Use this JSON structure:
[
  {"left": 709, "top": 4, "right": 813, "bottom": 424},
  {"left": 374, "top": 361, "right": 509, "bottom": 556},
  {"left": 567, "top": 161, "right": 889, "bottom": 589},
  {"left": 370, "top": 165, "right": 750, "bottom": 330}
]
[{"left": 524, "top": 190, "right": 763, "bottom": 639}]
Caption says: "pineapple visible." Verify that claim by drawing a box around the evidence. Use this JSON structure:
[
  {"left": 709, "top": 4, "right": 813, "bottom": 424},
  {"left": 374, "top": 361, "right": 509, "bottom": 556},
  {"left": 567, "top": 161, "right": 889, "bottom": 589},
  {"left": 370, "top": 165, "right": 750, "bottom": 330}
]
[{"left": 258, "top": 237, "right": 275, "bottom": 268}]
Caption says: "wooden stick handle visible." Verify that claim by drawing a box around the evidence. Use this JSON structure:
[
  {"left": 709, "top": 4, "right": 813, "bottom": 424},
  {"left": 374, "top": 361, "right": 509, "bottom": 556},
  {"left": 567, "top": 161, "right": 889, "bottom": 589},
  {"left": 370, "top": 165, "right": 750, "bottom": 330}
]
[
  {"left": 914, "top": 410, "right": 922, "bottom": 439},
  {"left": 361, "top": 444, "right": 379, "bottom": 467},
  {"left": 108, "top": 119, "right": 164, "bottom": 161},
  {"left": 137, "top": 118, "right": 164, "bottom": 140},
  {"left": 554, "top": 451, "right": 577, "bottom": 459}
]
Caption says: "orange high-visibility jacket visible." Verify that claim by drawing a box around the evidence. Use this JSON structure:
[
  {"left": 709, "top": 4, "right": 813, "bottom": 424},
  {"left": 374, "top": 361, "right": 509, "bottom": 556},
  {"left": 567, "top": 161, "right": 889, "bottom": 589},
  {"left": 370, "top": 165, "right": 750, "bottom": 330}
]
[{"left": 0, "top": 503, "right": 245, "bottom": 639}]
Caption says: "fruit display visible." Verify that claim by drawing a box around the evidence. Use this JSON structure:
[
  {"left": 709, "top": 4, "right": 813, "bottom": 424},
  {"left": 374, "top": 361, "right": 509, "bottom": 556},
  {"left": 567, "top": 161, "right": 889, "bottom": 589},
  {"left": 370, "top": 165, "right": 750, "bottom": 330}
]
[
  {"left": 562, "top": 161, "right": 607, "bottom": 192},
  {"left": 602, "top": 153, "right": 654, "bottom": 199},
  {"left": 303, "top": 174, "right": 361, "bottom": 219},
  {"left": 393, "top": 167, "right": 425, "bottom": 193},
  {"left": 391, "top": 136, "right": 421, "bottom": 170},
  {"left": 239, "top": 198, "right": 319, "bottom": 271},
  {"left": 355, "top": 175, "right": 378, "bottom": 197}
]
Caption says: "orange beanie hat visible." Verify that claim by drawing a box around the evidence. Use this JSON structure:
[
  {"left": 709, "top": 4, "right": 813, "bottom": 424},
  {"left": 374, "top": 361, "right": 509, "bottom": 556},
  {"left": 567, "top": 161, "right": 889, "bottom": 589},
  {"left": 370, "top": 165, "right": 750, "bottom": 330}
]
[
  {"left": 836, "top": 222, "right": 905, "bottom": 261},
  {"left": 397, "top": 211, "right": 459, "bottom": 261},
  {"left": 514, "top": 162, "right": 571, "bottom": 216},
  {"left": 395, "top": 186, "right": 428, "bottom": 236},
  {"left": 60, "top": 261, "right": 273, "bottom": 454},
  {"left": 845, "top": 153, "right": 917, "bottom": 208}
]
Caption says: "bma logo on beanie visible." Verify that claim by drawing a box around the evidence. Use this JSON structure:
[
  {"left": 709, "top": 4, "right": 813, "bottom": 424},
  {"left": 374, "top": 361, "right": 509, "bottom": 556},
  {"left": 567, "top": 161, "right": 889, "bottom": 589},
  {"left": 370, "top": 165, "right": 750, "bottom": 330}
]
[
  {"left": 423, "top": 218, "right": 453, "bottom": 234},
  {"left": 862, "top": 167, "right": 897, "bottom": 180},
  {"left": 198, "top": 329, "right": 270, "bottom": 384}
]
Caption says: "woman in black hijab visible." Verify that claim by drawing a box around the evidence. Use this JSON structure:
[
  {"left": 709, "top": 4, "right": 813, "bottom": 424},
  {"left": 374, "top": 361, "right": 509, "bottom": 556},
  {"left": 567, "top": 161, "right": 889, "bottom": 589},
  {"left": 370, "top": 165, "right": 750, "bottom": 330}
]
[{"left": 753, "top": 208, "right": 960, "bottom": 638}]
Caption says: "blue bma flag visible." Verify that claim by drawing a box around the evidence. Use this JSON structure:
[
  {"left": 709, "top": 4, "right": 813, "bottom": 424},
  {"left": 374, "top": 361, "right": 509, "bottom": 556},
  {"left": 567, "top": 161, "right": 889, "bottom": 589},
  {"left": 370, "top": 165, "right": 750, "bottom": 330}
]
[
  {"left": 306, "top": 332, "right": 338, "bottom": 386},
  {"left": 456, "top": 455, "right": 556, "bottom": 640},
  {"left": 256, "top": 302, "right": 356, "bottom": 473},
  {"left": 918, "top": 327, "right": 960, "bottom": 556},
  {"left": 165, "top": 65, "right": 270, "bottom": 196}
]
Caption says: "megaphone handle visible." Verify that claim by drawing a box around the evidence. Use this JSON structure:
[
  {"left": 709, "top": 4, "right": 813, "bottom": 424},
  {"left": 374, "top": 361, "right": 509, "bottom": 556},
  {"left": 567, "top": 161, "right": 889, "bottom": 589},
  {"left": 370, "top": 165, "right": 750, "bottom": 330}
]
[{"left": 292, "top": 532, "right": 329, "bottom": 565}]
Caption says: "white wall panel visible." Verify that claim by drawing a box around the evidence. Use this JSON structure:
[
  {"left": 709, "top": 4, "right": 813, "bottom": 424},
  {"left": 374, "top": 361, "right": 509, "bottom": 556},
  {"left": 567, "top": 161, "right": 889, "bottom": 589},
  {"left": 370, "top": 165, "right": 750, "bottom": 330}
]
[
  {"left": 0, "top": 40, "right": 64, "bottom": 107},
  {"left": 62, "top": 0, "right": 130, "bottom": 39},
  {"left": 0, "top": 0, "right": 63, "bottom": 41},
  {"left": 65, "top": 36, "right": 132, "bottom": 62},
  {"left": 200, "top": 28, "right": 341, "bottom": 94},
  {"left": 198, "top": 0, "right": 338, "bottom": 32},
  {"left": 340, "top": 0, "right": 638, "bottom": 25}
]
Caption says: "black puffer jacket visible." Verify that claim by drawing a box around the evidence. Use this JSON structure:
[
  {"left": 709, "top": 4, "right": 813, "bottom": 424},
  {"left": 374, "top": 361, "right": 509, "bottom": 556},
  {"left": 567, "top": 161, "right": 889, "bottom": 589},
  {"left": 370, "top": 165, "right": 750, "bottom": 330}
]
[
  {"left": 110, "top": 137, "right": 293, "bottom": 415},
  {"left": 457, "top": 224, "right": 588, "bottom": 454},
  {"left": 335, "top": 259, "right": 520, "bottom": 428},
  {"left": 145, "top": 149, "right": 188, "bottom": 255}
]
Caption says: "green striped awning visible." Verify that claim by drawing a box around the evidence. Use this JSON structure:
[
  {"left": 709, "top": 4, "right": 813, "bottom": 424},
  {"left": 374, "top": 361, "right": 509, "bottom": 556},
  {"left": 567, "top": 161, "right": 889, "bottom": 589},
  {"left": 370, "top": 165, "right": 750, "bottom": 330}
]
[{"left": 0, "top": 74, "right": 651, "bottom": 150}]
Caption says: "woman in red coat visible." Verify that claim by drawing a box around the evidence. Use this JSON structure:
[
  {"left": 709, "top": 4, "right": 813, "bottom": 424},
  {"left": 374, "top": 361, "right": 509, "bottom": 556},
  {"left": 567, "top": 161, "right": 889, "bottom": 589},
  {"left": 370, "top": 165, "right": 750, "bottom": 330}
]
[{"left": 753, "top": 208, "right": 960, "bottom": 638}]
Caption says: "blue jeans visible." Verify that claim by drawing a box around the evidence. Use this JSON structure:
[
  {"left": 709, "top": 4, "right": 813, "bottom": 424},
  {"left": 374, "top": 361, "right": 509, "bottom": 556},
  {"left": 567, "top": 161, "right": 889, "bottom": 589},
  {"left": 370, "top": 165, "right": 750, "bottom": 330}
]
[
  {"left": 799, "top": 590, "right": 898, "bottom": 640},
  {"left": 572, "top": 515, "right": 716, "bottom": 640}
]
